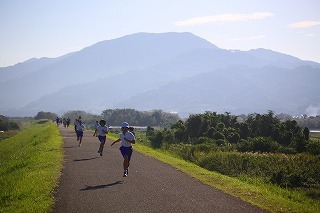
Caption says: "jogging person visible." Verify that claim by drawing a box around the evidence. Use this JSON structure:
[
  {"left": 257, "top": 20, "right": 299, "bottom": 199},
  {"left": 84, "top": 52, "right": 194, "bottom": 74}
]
[
  {"left": 93, "top": 120, "right": 100, "bottom": 137},
  {"left": 111, "top": 122, "right": 135, "bottom": 177},
  {"left": 74, "top": 119, "right": 79, "bottom": 140},
  {"left": 97, "top": 119, "right": 109, "bottom": 156},
  {"left": 76, "top": 120, "right": 85, "bottom": 147}
]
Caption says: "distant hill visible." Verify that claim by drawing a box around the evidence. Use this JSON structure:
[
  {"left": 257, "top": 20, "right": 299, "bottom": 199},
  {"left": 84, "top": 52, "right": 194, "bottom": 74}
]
[{"left": 0, "top": 32, "right": 319, "bottom": 117}]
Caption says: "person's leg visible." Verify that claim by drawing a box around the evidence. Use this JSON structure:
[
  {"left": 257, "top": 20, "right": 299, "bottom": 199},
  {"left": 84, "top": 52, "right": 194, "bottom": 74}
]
[
  {"left": 123, "top": 155, "right": 129, "bottom": 176},
  {"left": 78, "top": 131, "right": 83, "bottom": 146},
  {"left": 123, "top": 155, "right": 129, "bottom": 170},
  {"left": 99, "top": 143, "right": 104, "bottom": 156}
]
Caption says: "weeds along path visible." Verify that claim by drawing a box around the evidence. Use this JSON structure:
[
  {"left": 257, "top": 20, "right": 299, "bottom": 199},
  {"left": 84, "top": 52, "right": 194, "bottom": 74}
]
[{"left": 53, "top": 125, "right": 268, "bottom": 213}]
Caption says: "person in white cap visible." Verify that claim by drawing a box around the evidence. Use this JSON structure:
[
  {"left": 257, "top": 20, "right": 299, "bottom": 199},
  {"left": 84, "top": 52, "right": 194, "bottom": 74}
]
[{"left": 111, "top": 122, "right": 135, "bottom": 177}]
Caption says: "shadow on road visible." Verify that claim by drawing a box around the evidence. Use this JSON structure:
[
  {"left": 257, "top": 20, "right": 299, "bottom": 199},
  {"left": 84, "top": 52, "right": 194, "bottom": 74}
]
[
  {"left": 74, "top": 157, "right": 98, "bottom": 162},
  {"left": 64, "top": 146, "right": 76, "bottom": 149},
  {"left": 80, "top": 181, "right": 123, "bottom": 191}
]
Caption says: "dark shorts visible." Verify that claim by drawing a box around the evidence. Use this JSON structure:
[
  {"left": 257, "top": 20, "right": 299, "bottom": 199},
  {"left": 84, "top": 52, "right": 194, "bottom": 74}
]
[
  {"left": 77, "top": 130, "right": 83, "bottom": 138},
  {"left": 98, "top": 135, "right": 106, "bottom": 143},
  {"left": 120, "top": 146, "right": 133, "bottom": 160}
]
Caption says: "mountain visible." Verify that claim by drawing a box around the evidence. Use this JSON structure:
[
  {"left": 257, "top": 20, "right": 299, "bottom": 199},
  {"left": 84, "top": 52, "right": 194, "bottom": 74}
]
[
  {"left": 116, "top": 65, "right": 320, "bottom": 117},
  {"left": 0, "top": 32, "right": 319, "bottom": 117}
]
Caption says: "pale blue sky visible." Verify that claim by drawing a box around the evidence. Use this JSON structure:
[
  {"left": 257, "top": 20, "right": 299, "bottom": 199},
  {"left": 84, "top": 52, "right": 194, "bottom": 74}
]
[{"left": 1, "top": 0, "right": 320, "bottom": 67}]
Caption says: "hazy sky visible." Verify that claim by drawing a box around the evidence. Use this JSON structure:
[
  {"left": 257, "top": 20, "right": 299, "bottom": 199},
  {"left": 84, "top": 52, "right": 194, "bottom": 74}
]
[{"left": 1, "top": 0, "right": 320, "bottom": 67}]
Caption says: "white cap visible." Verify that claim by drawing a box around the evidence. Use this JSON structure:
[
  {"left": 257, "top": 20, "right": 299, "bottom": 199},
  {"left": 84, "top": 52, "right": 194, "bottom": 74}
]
[{"left": 121, "top": 122, "right": 129, "bottom": 128}]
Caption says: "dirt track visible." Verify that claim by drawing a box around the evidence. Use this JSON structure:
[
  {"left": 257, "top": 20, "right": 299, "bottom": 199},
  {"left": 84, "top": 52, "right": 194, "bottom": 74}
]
[{"left": 52, "top": 126, "right": 268, "bottom": 213}]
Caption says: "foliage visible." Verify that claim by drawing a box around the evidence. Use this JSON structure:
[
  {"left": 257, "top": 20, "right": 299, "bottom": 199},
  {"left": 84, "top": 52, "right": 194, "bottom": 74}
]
[
  {"left": 167, "top": 110, "right": 310, "bottom": 154},
  {"left": 140, "top": 110, "right": 320, "bottom": 191},
  {"left": 237, "top": 137, "right": 280, "bottom": 153},
  {"left": 101, "top": 108, "right": 180, "bottom": 127},
  {"left": 62, "top": 110, "right": 102, "bottom": 130},
  {"left": 306, "top": 140, "right": 320, "bottom": 155},
  {"left": 0, "top": 115, "right": 20, "bottom": 131},
  {"left": 34, "top": 111, "right": 58, "bottom": 120}
]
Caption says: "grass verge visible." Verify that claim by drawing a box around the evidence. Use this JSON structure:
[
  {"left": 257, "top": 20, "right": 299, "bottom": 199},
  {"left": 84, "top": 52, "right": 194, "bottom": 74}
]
[
  {"left": 107, "top": 132, "right": 320, "bottom": 213},
  {"left": 0, "top": 120, "right": 63, "bottom": 213}
]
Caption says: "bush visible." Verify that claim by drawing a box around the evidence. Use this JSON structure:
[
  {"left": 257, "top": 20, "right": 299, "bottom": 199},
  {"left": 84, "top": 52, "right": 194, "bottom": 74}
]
[
  {"left": 237, "top": 137, "right": 279, "bottom": 153},
  {"left": 191, "top": 137, "right": 215, "bottom": 145},
  {"left": 34, "top": 111, "right": 58, "bottom": 120},
  {"left": 148, "top": 130, "right": 163, "bottom": 149},
  {"left": 0, "top": 116, "right": 20, "bottom": 131},
  {"left": 194, "top": 151, "right": 320, "bottom": 189},
  {"left": 306, "top": 140, "right": 320, "bottom": 155}
]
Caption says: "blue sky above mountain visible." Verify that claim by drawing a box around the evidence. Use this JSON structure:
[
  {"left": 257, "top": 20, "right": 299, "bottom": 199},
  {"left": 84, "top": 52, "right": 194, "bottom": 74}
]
[{"left": 1, "top": 0, "right": 320, "bottom": 67}]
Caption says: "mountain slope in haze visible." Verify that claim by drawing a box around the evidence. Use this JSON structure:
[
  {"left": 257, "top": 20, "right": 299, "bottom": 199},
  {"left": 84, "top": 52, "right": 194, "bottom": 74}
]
[
  {"left": 1, "top": 32, "right": 319, "bottom": 117},
  {"left": 116, "top": 65, "right": 320, "bottom": 117},
  {"left": 0, "top": 32, "right": 216, "bottom": 112}
]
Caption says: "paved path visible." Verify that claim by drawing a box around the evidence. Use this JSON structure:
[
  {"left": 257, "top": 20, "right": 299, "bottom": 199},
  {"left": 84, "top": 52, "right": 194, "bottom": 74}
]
[{"left": 52, "top": 126, "right": 268, "bottom": 213}]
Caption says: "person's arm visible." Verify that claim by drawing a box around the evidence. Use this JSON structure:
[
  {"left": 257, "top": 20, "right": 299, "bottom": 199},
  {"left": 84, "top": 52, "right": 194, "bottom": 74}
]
[
  {"left": 111, "top": 138, "right": 121, "bottom": 146},
  {"left": 124, "top": 138, "right": 135, "bottom": 144}
]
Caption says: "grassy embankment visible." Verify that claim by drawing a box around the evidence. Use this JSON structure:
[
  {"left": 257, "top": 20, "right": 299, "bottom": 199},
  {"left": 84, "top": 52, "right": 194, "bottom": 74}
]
[
  {"left": 0, "top": 120, "right": 63, "bottom": 213},
  {"left": 108, "top": 132, "right": 319, "bottom": 213}
]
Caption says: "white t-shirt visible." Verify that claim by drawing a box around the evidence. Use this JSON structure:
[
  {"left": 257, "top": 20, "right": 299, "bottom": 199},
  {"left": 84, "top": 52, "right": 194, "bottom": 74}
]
[
  {"left": 97, "top": 125, "right": 109, "bottom": 136},
  {"left": 76, "top": 123, "right": 85, "bottom": 131},
  {"left": 120, "top": 132, "right": 135, "bottom": 147}
]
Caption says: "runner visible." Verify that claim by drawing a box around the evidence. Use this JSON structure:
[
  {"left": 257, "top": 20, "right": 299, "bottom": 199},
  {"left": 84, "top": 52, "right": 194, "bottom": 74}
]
[
  {"left": 66, "top": 117, "right": 70, "bottom": 128},
  {"left": 76, "top": 120, "right": 85, "bottom": 147},
  {"left": 97, "top": 119, "right": 109, "bottom": 156},
  {"left": 93, "top": 120, "right": 99, "bottom": 137},
  {"left": 74, "top": 119, "right": 79, "bottom": 140},
  {"left": 111, "top": 122, "right": 135, "bottom": 177},
  {"left": 56, "top": 117, "right": 60, "bottom": 127}
]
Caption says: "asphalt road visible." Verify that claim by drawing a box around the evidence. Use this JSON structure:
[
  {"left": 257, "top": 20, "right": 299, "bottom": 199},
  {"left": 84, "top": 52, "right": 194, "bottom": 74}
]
[{"left": 52, "top": 126, "right": 268, "bottom": 213}]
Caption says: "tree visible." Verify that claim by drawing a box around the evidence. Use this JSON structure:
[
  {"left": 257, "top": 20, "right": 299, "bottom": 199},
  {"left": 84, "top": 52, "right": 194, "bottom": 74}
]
[
  {"left": 101, "top": 108, "right": 179, "bottom": 126},
  {"left": 34, "top": 111, "right": 58, "bottom": 120},
  {"left": 303, "top": 127, "right": 310, "bottom": 140},
  {"left": 149, "top": 130, "right": 164, "bottom": 148},
  {"left": 239, "top": 123, "right": 250, "bottom": 139},
  {"left": 185, "top": 114, "right": 203, "bottom": 138},
  {"left": 0, "top": 115, "right": 19, "bottom": 131},
  {"left": 228, "top": 132, "right": 240, "bottom": 144}
]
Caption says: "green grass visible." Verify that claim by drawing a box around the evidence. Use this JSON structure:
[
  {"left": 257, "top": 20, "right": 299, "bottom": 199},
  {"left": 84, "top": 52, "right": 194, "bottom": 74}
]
[
  {"left": 310, "top": 132, "right": 320, "bottom": 140},
  {"left": 0, "top": 120, "right": 63, "bottom": 213},
  {"left": 107, "top": 132, "right": 320, "bottom": 213}
]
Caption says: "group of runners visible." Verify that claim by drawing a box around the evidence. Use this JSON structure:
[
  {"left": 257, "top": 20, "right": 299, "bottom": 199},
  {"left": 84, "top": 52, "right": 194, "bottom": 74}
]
[
  {"left": 55, "top": 117, "right": 71, "bottom": 128},
  {"left": 73, "top": 117, "right": 135, "bottom": 177}
]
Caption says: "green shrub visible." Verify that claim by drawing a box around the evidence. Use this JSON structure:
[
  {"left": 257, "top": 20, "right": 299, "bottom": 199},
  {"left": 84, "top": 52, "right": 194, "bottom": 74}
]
[{"left": 306, "top": 140, "right": 320, "bottom": 155}]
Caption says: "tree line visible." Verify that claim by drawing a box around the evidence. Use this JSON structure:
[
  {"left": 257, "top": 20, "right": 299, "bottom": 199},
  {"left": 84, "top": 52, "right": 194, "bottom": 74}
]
[
  {"left": 146, "top": 110, "right": 318, "bottom": 154},
  {"left": 33, "top": 109, "right": 180, "bottom": 130},
  {"left": 0, "top": 115, "right": 19, "bottom": 131}
]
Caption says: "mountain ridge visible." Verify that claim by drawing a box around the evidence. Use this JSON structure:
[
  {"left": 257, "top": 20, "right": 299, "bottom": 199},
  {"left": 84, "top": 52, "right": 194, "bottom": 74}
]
[{"left": 0, "top": 32, "right": 319, "bottom": 117}]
